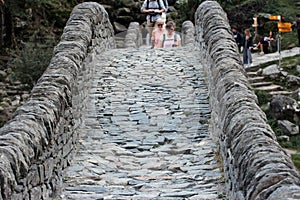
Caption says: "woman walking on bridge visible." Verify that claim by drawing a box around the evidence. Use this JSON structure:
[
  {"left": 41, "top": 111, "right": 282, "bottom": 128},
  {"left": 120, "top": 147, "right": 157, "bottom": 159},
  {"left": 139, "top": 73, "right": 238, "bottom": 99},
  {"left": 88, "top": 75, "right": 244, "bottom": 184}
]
[
  {"left": 159, "top": 21, "right": 181, "bottom": 48},
  {"left": 243, "top": 29, "right": 254, "bottom": 67},
  {"left": 151, "top": 18, "right": 165, "bottom": 48}
]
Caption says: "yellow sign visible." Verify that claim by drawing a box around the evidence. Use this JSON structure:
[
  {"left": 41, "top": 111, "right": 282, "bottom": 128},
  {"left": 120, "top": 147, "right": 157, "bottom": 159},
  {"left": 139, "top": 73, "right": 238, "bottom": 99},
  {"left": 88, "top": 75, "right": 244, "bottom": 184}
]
[
  {"left": 270, "top": 15, "right": 281, "bottom": 20},
  {"left": 278, "top": 22, "right": 292, "bottom": 32}
]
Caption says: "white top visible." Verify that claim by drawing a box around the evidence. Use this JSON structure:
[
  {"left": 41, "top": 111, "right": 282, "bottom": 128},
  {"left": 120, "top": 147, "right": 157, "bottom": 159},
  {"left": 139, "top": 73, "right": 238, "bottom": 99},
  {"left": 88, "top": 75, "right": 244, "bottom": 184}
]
[{"left": 161, "top": 33, "right": 181, "bottom": 48}]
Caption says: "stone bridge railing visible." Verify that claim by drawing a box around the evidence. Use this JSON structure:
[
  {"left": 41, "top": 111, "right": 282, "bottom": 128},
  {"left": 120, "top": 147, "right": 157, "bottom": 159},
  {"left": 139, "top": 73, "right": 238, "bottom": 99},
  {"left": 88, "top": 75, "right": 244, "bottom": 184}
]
[
  {"left": 0, "top": 2, "right": 115, "bottom": 199},
  {"left": 195, "top": 1, "right": 300, "bottom": 199},
  {"left": 1, "top": 1, "right": 300, "bottom": 200}
]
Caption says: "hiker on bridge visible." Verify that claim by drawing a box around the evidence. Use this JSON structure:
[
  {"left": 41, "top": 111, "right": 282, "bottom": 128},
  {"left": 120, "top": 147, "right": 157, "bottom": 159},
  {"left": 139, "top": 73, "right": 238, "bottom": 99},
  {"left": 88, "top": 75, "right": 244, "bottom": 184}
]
[
  {"left": 158, "top": 21, "right": 181, "bottom": 48},
  {"left": 151, "top": 18, "right": 166, "bottom": 48},
  {"left": 141, "top": 0, "right": 167, "bottom": 43}
]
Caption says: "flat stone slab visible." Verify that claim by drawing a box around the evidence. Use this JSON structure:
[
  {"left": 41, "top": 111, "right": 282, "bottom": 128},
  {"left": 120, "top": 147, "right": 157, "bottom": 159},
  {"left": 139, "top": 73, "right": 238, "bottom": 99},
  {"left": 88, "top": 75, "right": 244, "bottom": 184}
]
[
  {"left": 254, "top": 84, "right": 282, "bottom": 91},
  {"left": 60, "top": 46, "right": 225, "bottom": 199}
]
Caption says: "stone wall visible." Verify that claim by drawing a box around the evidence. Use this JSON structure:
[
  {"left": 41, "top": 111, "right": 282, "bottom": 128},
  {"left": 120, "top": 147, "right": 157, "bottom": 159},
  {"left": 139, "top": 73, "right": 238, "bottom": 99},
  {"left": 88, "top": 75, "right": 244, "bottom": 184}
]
[
  {"left": 181, "top": 20, "right": 194, "bottom": 46},
  {"left": 195, "top": 1, "right": 300, "bottom": 199},
  {"left": 124, "top": 22, "right": 143, "bottom": 49},
  {"left": 0, "top": 2, "right": 115, "bottom": 199}
]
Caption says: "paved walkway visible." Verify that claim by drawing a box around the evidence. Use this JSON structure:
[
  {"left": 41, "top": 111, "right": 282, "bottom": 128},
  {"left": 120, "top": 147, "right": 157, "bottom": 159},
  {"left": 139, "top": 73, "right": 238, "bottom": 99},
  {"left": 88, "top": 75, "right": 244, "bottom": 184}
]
[
  {"left": 251, "top": 47, "right": 300, "bottom": 67},
  {"left": 60, "top": 47, "right": 225, "bottom": 199}
]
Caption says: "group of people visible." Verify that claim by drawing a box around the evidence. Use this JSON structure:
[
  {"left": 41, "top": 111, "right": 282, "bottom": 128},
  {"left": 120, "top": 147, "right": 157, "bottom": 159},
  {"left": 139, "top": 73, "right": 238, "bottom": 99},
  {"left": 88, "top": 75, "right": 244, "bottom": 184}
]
[
  {"left": 232, "top": 14, "right": 300, "bottom": 67},
  {"left": 141, "top": 0, "right": 181, "bottom": 48},
  {"left": 232, "top": 27, "right": 275, "bottom": 67}
]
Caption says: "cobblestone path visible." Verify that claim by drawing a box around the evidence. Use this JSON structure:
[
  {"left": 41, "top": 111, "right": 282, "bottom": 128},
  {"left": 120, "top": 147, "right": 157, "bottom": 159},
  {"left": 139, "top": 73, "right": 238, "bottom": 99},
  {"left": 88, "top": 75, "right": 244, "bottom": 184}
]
[{"left": 61, "top": 47, "right": 225, "bottom": 200}]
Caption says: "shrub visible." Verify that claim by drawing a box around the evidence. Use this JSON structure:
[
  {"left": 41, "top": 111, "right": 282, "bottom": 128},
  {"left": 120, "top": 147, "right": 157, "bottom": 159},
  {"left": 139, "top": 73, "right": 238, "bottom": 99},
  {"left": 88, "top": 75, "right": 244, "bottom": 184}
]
[
  {"left": 291, "top": 154, "right": 300, "bottom": 171},
  {"left": 9, "top": 35, "right": 56, "bottom": 89}
]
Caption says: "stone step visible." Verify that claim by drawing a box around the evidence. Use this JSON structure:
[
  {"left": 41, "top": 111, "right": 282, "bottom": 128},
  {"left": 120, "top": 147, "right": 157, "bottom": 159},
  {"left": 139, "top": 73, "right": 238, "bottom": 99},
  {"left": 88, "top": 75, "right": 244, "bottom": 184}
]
[
  {"left": 269, "top": 90, "right": 293, "bottom": 96},
  {"left": 251, "top": 81, "right": 273, "bottom": 87},
  {"left": 248, "top": 76, "right": 265, "bottom": 83},
  {"left": 246, "top": 71, "right": 259, "bottom": 77},
  {"left": 254, "top": 84, "right": 282, "bottom": 92}
]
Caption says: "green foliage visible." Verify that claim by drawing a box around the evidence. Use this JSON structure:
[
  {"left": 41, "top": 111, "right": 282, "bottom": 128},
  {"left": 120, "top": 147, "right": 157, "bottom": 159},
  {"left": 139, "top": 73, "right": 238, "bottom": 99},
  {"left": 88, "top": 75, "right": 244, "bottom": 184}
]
[
  {"left": 253, "top": 55, "right": 300, "bottom": 170},
  {"left": 255, "top": 90, "right": 272, "bottom": 106},
  {"left": 0, "top": 116, "right": 4, "bottom": 128},
  {"left": 281, "top": 55, "right": 300, "bottom": 75},
  {"left": 281, "top": 135, "right": 300, "bottom": 150},
  {"left": 291, "top": 154, "right": 300, "bottom": 171},
  {"left": 173, "top": 0, "right": 190, "bottom": 28},
  {"left": 9, "top": 33, "right": 56, "bottom": 88}
]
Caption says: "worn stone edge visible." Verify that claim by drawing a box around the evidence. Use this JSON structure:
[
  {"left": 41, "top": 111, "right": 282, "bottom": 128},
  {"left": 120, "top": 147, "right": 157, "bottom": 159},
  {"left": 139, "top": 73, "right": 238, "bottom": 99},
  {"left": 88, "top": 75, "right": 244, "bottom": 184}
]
[
  {"left": 0, "top": 2, "right": 115, "bottom": 199},
  {"left": 195, "top": 1, "right": 300, "bottom": 200}
]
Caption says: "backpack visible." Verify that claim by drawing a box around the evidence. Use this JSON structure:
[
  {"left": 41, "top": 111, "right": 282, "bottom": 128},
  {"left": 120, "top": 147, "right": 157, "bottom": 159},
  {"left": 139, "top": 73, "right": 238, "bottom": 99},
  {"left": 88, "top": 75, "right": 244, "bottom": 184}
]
[{"left": 146, "top": 0, "right": 168, "bottom": 12}]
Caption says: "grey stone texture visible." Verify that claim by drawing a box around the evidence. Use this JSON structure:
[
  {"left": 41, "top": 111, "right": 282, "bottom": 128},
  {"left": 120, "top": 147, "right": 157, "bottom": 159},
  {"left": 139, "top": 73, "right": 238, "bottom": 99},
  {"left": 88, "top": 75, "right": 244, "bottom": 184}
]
[
  {"left": 60, "top": 46, "right": 225, "bottom": 200},
  {"left": 181, "top": 20, "right": 195, "bottom": 46},
  {"left": 0, "top": 2, "right": 115, "bottom": 200},
  {"left": 124, "top": 22, "right": 143, "bottom": 49},
  {"left": 0, "top": 1, "right": 300, "bottom": 200},
  {"left": 195, "top": 1, "right": 300, "bottom": 200}
]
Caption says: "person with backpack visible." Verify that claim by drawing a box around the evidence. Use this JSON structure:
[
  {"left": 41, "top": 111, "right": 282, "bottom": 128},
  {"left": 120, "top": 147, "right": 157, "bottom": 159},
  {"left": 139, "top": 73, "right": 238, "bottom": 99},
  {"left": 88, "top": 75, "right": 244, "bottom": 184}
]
[
  {"left": 159, "top": 21, "right": 181, "bottom": 48},
  {"left": 141, "top": 0, "right": 167, "bottom": 43}
]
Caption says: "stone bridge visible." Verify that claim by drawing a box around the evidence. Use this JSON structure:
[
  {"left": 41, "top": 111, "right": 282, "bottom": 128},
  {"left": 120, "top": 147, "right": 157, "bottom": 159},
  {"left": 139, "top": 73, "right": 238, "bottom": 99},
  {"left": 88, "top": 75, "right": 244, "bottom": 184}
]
[{"left": 0, "top": 1, "right": 300, "bottom": 200}]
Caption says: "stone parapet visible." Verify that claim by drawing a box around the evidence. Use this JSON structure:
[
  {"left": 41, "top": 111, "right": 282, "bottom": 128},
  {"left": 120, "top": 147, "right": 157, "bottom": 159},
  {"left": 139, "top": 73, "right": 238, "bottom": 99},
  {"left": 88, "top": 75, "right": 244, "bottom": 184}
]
[
  {"left": 124, "top": 22, "right": 143, "bottom": 48},
  {"left": 195, "top": 1, "right": 300, "bottom": 199},
  {"left": 0, "top": 2, "right": 115, "bottom": 199},
  {"left": 181, "top": 20, "right": 195, "bottom": 46}
]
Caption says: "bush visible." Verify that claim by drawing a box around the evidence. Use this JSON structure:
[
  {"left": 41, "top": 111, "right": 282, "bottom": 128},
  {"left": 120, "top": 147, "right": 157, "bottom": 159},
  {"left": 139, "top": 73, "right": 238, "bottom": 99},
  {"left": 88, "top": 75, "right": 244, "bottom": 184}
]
[
  {"left": 291, "top": 154, "right": 300, "bottom": 171},
  {"left": 9, "top": 35, "right": 56, "bottom": 89}
]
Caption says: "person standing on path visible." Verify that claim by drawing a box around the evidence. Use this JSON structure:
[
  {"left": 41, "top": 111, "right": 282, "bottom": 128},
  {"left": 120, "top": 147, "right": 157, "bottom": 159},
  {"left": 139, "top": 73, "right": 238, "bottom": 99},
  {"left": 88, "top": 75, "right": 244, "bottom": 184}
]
[
  {"left": 243, "top": 29, "right": 254, "bottom": 67},
  {"left": 151, "top": 18, "right": 165, "bottom": 48},
  {"left": 159, "top": 21, "right": 181, "bottom": 48},
  {"left": 231, "top": 26, "right": 243, "bottom": 53},
  {"left": 296, "top": 14, "right": 300, "bottom": 47},
  {"left": 141, "top": 0, "right": 167, "bottom": 45}
]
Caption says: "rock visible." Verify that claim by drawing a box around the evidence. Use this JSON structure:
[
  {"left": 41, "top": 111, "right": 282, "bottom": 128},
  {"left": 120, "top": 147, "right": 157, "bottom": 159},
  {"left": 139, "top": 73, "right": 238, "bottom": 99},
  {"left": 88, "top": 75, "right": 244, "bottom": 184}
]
[
  {"left": 114, "top": 22, "right": 128, "bottom": 32},
  {"left": 270, "top": 95, "right": 300, "bottom": 124},
  {"left": 280, "top": 70, "right": 288, "bottom": 77},
  {"left": 277, "top": 120, "right": 299, "bottom": 135},
  {"left": 296, "top": 65, "right": 300, "bottom": 73},
  {"left": 21, "top": 93, "right": 30, "bottom": 100},
  {"left": 0, "top": 90, "right": 7, "bottom": 97},
  {"left": 0, "top": 100, "right": 10, "bottom": 108},
  {"left": 0, "top": 70, "right": 7, "bottom": 81},
  {"left": 277, "top": 135, "right": 290, "bottom": 142},
  {"left": 117, "top": 7, "right": 131, "bottom": 16},
  {"left": 261, "top": 64, "right": 280, "bottom": 76},
  {"left": 11, "top": 96, "right": 21, "bottom": 107},
  {"left": 292, "top": 88, "right": 300, "bottom": 101},
  {"left": 286, "top": 75, "right": 300, "bottom": 85},
  {"left": 182, "top": 21, "right": 195, "bottom": 45}
]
